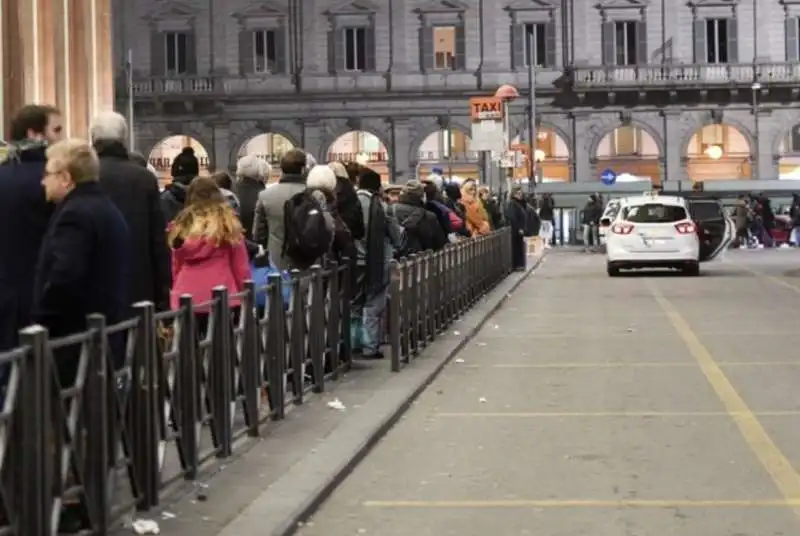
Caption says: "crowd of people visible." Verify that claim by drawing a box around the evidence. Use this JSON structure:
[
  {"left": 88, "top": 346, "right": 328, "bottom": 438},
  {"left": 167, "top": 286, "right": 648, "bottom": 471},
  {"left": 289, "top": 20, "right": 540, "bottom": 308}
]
[{"left": 0, "top": 104, "right": 545, "bottom": 378}]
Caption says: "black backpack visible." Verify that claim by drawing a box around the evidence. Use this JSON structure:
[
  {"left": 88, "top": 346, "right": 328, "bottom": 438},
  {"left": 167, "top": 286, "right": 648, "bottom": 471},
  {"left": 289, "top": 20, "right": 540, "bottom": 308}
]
[
  {"left": 391, "top": 205, "right": 430, "bottom": 256},
  {"left": 282, "top": 191, "right": 333, "bottom": 268}
]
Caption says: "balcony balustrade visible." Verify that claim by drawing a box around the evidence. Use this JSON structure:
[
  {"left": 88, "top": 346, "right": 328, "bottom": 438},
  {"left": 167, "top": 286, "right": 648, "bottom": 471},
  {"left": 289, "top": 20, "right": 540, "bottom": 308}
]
[
  {"left": 327, "top": 151, "right": 388, "bottom": 163},
  {"left": 120, "top": 61, "right": 800, "bottom": 99},
  {"left": 573, "top": 62, "right": 800, "bottom": 88},
  {"left": 417, "top": 151, "right": 481, "bottom": 162}
]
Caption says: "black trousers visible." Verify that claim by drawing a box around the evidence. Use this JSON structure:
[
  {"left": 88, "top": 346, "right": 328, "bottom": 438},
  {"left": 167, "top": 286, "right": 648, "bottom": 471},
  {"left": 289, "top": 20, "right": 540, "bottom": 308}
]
[{"left": 511, "top": 233, "right": 526, "bottom": 269}]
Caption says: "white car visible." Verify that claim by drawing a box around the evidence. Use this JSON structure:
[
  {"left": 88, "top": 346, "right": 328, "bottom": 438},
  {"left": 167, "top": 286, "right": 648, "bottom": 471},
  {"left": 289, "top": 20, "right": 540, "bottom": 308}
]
[{"left": 604, "top": 194, "right": 733, "bottom": 277}]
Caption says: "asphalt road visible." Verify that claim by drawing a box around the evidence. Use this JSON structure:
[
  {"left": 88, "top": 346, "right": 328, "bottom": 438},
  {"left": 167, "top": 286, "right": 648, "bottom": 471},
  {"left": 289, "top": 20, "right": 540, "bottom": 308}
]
[{"left": 296, "top": 248, "right": 800, "bottom": 536}]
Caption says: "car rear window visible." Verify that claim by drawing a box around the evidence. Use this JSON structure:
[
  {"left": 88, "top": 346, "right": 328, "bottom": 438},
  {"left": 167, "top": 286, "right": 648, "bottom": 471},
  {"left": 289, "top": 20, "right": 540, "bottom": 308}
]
[
  {"left": 688, "top": 201, "right": 723, "bottom": 220},
  {"left": 622, "top": 204, "right": 687, "bottom": 223}
]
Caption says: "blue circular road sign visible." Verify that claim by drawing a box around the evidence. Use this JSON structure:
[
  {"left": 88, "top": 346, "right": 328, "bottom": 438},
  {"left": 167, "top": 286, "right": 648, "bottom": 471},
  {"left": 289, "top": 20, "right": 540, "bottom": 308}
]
[{"left": 600, "top": 168, "right": 617, "bottom": 185}]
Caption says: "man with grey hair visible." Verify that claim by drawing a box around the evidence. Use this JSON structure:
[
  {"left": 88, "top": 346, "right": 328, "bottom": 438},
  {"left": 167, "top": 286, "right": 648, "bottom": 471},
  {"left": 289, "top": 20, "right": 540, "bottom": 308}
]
[
  {"left": 233, "top": 154, "right": 271, "bottom": 242},
  {"left": 89, "top": 111, "right": 171, "bottom": 311}
]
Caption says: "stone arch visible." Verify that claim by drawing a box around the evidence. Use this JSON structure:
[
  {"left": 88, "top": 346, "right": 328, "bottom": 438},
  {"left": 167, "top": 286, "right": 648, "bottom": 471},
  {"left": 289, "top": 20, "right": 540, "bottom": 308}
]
[
  {"left": 409, "top": 119, "right": 472, "bottom": 166},
  {"left": 771, "top": 112, "right": 800, "bottom": 156},
  {"left": 323, "top": 127, "right": 390, "bottom": 165},
  {"left": 231, "top": 128, "right": 300, "bottom": 167},
  {"left": 153, "top": 124, "right": 213, "bottom": 164},
  {"left": 679, "top": 116, "right": 754, "bottom": 161},
  {"left": 588, "top": 118, "right": 665, "bottom": 160},
  {"left": 147, "top": 135, "right": 212, "bottom": 181},
  {"left": 773, "top": 117, "right": 800, "bottom": 179},
  {"left": 682, "top": 118, "right": 754, "bottom": 181}
]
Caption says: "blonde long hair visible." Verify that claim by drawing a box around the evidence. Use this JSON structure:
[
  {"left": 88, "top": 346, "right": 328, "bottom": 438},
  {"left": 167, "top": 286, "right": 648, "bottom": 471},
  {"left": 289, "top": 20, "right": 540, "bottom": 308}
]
[{"left": 168, "top": 177, "right": 244, "bottom": 246}]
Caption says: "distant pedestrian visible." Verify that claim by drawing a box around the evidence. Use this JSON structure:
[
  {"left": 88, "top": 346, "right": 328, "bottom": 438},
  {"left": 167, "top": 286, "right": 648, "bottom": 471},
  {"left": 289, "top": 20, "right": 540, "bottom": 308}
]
[
  {"left": 505, "top": 186, "right": 528, "bottom": 271},
  {"left": 161, "top": 147, "right": 200, "bottom": 222}
]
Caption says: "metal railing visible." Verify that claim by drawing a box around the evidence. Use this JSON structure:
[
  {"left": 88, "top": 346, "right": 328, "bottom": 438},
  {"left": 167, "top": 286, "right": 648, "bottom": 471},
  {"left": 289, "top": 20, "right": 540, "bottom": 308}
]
[
  {"left": 0, "top": 229, "right": 511, "bottom": 535},
  {"left": 572, "top": 62, "right": 800, "bottom": 88}
]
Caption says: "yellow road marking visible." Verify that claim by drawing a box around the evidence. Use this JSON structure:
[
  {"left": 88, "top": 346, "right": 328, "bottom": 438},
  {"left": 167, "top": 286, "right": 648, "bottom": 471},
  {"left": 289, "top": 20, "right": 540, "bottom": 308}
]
[
  {"left": 434, "top": 411, "right": 800, "bottom": 418},
  {"left": 462, "top": 362, "right": 800, "bottom": 369},
  {"left": 646, "top": 281, "right": 800, "bottom": 507},
  {"left": 362, "top": 499, "right": 800, "bottom": 508}
]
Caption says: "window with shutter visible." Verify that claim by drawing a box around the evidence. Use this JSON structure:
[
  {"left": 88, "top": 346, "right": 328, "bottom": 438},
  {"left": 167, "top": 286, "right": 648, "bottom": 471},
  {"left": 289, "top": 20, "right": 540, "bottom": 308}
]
[
  {"left": 705, "top": 18, "right": 730, "bottom": 63},
  {"left": 343, "top": 28, "right": 368, "bottom": 71},
  {"left": 612, "top": 21, "right": 637, "bottom": 65},
  {"left": 419, "top": 26, "right": 435, "bottom": 72},
  {"left": 432, "top": 26, "right": 457, "bottom": 70},
  {"left": 522, "top": 23, "right": 548, "bottom": 67},
  {"left": 165, "top": 32, "right": 189, "bottom": 75}
]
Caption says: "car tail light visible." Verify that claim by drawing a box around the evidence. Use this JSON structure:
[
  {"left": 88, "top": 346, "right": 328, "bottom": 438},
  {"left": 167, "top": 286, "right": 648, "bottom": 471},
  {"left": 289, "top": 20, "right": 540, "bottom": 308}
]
[
  {"left": 611, "top": 223, "right": 634, "bottom": 235},
  {"left": 674, "top": 222, "right": 696, "bottom": 234}
]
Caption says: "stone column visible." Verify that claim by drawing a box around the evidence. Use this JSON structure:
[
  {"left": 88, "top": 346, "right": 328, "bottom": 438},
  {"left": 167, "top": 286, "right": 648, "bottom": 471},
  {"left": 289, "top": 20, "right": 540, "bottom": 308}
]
[
  {"left": 661, "top": 110, "right": 683, "bottom": 182},
  {"left": 390, "top": 119, "right": 413, "bottom": 182},
  {"left": 210, "top": 121, "right": 231, "bottom": 170},
  {"left": 570, "top": 112, "right": 592, "bottom": 182},
  {"left": 755, "top": 110, "right": 777, "bottom": 180},
  {"left": 1, "top": 0, "right": 113, "bottom": 138},
  {"left": 300, "top": 120, "right": 326, "bottom": 163}
]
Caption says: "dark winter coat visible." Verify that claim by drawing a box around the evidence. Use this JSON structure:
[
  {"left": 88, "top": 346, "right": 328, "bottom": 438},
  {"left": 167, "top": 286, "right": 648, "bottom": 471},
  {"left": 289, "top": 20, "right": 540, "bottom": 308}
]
[
  {"left": 0, "top": 142, "right": 53, "bottom": 351},
  {"left": 33, "top": 182, "right": 131, "bottom": 342},
  {"left": 95, "top": 141, "right": 171, "bottom": 311},
  {"left": 232, "top": 175, "right": 265, "bottom": 242},
  {"left": 334, "top": 176, "right": 365, "bottom": 240},
  {"left": 391, "top": 193, "right": 447, "bottom": 254}
]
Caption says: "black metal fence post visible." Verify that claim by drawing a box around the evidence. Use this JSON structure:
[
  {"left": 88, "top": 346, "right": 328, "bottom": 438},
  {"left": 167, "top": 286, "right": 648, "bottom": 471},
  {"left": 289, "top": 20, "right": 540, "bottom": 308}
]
[
  {"left": 388, "top": 260, "right": 402, "bottom": 372},
  {"left": 85, "top": 314, "right": 109, "bottom": 534},
  {"left": 240, "top": 281, "right": 260, "bottom": 437},
  {"left": 17, "top": 325, "right": 50, "bottom": 536},
  {"left": 309, "top": 266, "right": 325, "bottom": 393},
  {"left": 177, "top": 295, "right": 199, "bottom": 480},
  {"left": 326, "top": 263, "right": 342, "bottom": 379},
  {"left": 266, "top": 274, "right": 286, "bottom": 420},
  {"left": 211, "top": 286, "right": 233, "bottom": 458},
  {"left": 339, "top": 258, "right": 353, "bottom": 371},
  {"left": 132, "top": 301, "right": 159, "bottom": 508},
  {"left": 288, "top": 272, "right": 305, "bottom": 405}
]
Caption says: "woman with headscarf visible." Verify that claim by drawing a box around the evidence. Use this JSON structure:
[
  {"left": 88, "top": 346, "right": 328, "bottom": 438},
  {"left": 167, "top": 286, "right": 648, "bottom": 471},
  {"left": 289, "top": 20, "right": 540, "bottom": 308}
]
[{"left": 460, "top": 179, "right": 491, "bottom": 236}]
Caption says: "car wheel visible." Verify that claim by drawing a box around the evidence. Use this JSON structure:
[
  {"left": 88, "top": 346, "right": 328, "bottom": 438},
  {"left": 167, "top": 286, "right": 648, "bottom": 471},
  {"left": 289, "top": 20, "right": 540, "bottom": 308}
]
[
  {"left": 682, "top": 262, "right": 700, "bottom": 276},
  {"left": 607, "top": 263, "right": 621, "bottom": 277}
]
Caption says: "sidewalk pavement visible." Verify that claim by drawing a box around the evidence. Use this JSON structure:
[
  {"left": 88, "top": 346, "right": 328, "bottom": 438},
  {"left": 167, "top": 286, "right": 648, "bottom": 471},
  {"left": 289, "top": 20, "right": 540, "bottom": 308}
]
[{"left": 115, "top": 252, "right": 545, "bottom": 536}]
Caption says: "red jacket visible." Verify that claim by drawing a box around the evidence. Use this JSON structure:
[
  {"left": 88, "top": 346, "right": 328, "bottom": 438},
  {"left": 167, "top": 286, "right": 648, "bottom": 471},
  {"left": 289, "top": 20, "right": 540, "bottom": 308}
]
[{"left": 170, "top": 237, "right": 250, "bottom": 311}]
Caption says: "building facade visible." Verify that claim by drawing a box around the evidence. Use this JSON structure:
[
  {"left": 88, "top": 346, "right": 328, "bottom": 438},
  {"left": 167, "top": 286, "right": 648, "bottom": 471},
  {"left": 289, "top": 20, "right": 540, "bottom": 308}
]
[
  {"left": 2, "top": 0, "right": 114, "bottom": 139},
  {"left": 116, "top": 0, "right": 800, "bottom": 183}
]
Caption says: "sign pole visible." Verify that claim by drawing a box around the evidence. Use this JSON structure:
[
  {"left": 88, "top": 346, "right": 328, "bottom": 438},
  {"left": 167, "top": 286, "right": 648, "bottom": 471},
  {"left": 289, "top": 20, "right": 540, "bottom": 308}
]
[
  {"left": 126, "top": 49, "right": 135, "bottom": 152},
  {"left": 527, "top": 39, "right": 537, "bottom": 193}
]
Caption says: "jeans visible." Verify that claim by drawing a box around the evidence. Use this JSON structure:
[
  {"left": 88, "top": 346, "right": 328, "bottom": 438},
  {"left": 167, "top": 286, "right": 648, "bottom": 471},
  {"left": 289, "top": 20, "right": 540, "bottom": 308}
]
[
  {"left": 582, "top": 224, "right": 598, "bottom": 248},
  {"left": 540, "top": 220, "right": 553, "bottom": 242},
  {"left": 362, "top": 285, "right": 388, "bottom": 355}
]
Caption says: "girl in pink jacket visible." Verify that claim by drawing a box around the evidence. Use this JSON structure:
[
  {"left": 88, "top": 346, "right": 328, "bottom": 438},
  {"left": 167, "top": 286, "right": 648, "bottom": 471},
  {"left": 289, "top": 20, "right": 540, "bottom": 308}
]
[{"left": 168, "top": 177, "right": 250, "bottom": 333}]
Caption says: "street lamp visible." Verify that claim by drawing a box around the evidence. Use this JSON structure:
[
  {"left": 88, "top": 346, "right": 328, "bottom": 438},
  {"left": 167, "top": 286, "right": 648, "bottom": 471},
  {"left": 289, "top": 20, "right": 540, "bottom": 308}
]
[
  {"left": 705, "top": 145, "right": 723, "bottom": 160},
  {"left": 494, "top": 84, "right": 519, "bottom": 195}
]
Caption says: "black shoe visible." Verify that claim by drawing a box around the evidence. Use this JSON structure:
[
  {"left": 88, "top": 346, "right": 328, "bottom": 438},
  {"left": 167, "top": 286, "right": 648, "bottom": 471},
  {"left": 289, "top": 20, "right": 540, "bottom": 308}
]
[{"left": 361, "top": 351, "right": 385, "bottom": 359}]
